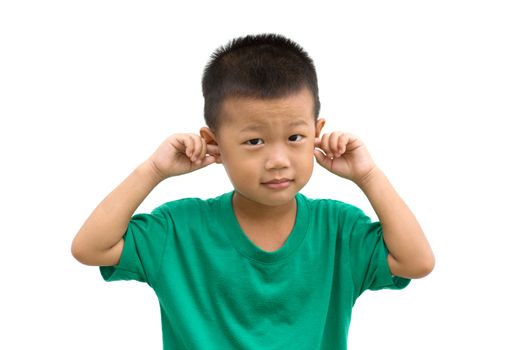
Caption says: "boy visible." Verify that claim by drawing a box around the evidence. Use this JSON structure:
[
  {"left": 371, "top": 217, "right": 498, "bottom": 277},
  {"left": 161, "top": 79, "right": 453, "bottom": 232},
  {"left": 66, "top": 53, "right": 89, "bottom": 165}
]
[{"left": 71, "top": 33, "right": 434, "bottom": 349}]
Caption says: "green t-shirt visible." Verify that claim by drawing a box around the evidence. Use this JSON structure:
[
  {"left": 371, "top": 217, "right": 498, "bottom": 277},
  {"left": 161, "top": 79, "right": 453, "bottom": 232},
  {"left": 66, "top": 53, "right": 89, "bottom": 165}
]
[{"left": 100, "top": 191, "right": 410, "bottom": 349}]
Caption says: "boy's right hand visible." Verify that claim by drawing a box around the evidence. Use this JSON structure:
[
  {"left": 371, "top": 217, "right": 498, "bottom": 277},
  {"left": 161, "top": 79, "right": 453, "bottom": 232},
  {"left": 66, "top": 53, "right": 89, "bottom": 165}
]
[{"left": 146, "top": 133, "right": 220, "bottom": 181}]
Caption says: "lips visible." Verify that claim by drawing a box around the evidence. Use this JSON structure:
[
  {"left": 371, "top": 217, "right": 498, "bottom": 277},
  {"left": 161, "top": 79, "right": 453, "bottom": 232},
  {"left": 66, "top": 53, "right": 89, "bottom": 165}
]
[{"left": 262, "top": 178, "right": 293, "bottom": 184}]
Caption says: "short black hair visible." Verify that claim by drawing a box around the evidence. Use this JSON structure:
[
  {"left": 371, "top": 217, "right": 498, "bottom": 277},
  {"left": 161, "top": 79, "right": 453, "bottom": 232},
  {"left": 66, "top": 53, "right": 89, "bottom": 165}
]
[{"left": 201, "top": 33, "right": 321, "bottom": 131}]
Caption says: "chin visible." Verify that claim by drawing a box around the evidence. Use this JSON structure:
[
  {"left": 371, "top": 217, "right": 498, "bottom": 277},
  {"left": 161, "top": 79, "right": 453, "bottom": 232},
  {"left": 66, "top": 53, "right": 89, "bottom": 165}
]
[{"left": 235, "top": 186, "right": 303, "bottom": 208}]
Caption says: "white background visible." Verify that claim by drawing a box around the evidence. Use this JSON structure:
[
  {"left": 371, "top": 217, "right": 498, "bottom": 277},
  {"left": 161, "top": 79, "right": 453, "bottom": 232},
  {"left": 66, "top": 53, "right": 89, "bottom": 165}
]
[{"left": 1, "top": 1, "right": 523, "bottom": 349}]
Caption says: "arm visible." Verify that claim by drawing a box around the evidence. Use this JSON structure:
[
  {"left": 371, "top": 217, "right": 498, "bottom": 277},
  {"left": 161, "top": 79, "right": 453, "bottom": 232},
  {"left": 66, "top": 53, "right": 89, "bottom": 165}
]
[
  {"left": 358, "top": 167, "right": 435, "bottom": 278},
  {"left": 70, "top": 161, "right": 163, "bottom": 266},
  {"left": 315, "top": 132, "right": 435, "bottom": 279},
  {"left": 71, "top": 133, "right": 219, "bottom": 266}
]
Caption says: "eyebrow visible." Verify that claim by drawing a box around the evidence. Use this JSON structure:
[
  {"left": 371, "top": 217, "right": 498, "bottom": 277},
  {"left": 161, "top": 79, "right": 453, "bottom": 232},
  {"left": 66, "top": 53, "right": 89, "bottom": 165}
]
[{"left": 239, "top": 120, "right": 309, "bottom": 133}]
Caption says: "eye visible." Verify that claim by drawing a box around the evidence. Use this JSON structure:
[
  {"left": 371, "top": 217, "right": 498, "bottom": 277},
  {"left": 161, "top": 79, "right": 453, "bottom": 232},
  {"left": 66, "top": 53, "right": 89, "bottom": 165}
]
[
  {"left": 289, "top": 134, "right": 304, "bottom": 142},
  {"left": 245, "top": 138, "right": 263, "bottom": 146}
]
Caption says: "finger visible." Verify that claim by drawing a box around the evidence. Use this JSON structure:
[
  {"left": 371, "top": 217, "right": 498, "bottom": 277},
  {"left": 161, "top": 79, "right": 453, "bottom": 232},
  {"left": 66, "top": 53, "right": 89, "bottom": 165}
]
[
  {"left": 200, "top": 137, "right": 209, "bottom": 160},
  {"left": 199, "top": 154, "right": 217, "bottom": 168},
  {"left": 320, "top": 133, "right": 332, "bottom": 157},
  {"left": 314, "top": 148, "right": 330, "bottom": 169},
  {"left": 345, "top": 133, "right": 362, "bottom": 152},
  {"left": 205, "top": 144, "right": 220, "bottom": 156},
  {"left": 189, "top": 136, "right": 202, "bottom": 162},
  {"left": 314, "top": 137, "right": 321, "bottom": 148},
  {"left": 195, "top": 137, "right": 207, "bottom": 161},
  {"left": 328, "top": 132, "right": 343, "bottom": 156},
  {"left": 337, "top": 133, "right": 351, "bottom": 155},
  {"left": 183, "top": 135, "right": 195, "bottom": 159}
]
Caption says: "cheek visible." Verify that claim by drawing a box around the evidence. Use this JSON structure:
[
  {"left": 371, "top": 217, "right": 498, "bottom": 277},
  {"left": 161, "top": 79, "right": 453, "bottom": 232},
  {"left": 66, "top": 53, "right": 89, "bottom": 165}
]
[
  {"left": 222, "top": 153, "right": 257, "bottom": 176},
  {"left": 302, "top": 156, "right": 314, "bottom": 170},
  {"left": 297, "top": 147, "right": 315, "bottom": 162},
  {"left": 297, "top": 150, "right": 315, "bottom": 171}
]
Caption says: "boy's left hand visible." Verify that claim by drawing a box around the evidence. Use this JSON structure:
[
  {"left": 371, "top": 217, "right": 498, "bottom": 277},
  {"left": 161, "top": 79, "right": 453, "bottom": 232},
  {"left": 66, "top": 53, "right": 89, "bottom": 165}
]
[{"left": 314, "top": 132, "right": 377, "bottom": 186}]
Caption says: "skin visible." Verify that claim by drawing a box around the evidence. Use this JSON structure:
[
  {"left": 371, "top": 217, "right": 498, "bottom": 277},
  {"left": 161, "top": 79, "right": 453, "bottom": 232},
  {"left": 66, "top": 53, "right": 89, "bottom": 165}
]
[
  {"left": 72, "top": 86, "right": 434, "bottom": 279},
  {"left": 200, "top": 87, "right": 325, "bottom": 246}
]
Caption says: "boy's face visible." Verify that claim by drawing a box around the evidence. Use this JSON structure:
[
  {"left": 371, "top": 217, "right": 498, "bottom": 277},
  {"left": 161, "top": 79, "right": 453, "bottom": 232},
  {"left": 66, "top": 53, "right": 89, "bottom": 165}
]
[{"left": 201, "top": 87, "right": 325, "bottom": 208}]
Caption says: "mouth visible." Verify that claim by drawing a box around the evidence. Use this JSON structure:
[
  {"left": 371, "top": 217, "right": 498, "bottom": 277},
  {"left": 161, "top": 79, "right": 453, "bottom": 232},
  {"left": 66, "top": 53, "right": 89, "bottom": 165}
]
[
  {"left": 262, "top": 178, "right": 292, "bottom": 184},
  {"left": 261, "top": 178, "right": 294, "bottom": 189}
]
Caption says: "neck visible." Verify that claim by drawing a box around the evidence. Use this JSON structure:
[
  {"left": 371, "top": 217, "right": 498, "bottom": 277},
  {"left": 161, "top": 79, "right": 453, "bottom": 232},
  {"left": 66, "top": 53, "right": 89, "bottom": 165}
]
[{"left": 232, "top": 191, "right": 297, "bottom": 223}]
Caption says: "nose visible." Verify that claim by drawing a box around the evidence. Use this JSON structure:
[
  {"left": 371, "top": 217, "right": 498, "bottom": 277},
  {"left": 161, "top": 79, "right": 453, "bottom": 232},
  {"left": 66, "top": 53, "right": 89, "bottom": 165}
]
[{"left": 264, "top": 144, "right": 291, "bottom": 170}]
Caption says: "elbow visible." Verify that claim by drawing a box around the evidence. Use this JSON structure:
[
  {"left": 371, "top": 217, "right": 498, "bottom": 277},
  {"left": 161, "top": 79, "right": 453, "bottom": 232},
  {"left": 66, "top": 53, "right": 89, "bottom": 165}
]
[
  {"left": 71, "top": 239, "right": 84, "bottom": 263},
  {"left": 413, "top": 253, "right": 436, "bottom": 278},
  {"left": 389, "top": 252, "right": 435, "bottom": 279},
  {"left": 394, "top": 253, "right": 435, "bottom": 279},
  {"left": 71, "top": 237, "right": 91, "bottom": 265}
]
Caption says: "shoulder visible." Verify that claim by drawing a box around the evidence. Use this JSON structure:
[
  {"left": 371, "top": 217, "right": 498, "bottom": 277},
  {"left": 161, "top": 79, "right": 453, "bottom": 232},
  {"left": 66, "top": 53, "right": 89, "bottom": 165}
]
[
  {"left": 299, "top": 193, "right": 363, "bottom": 215},
  {"left": 152, "top": 192, "right": 227, "bottom": 218},
  {"left": 299, "top": 194, "right": 369, "bottom": 231},
  {"left": 298, "top": 194, "right": 376, "bottom": 246}
]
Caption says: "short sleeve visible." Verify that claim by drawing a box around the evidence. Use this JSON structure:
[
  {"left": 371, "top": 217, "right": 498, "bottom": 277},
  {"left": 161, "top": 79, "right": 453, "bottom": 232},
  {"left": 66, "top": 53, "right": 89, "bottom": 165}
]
[
  {"left": 99, "top": 204, "right": 171, "bottom": 287},
  {"left": 348, "top": 210, "right": 410, "bottom": 298}
]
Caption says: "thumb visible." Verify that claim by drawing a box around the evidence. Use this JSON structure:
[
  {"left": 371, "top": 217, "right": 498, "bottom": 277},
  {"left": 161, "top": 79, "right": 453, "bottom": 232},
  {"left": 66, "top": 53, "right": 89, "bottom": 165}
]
[
  {"left": 197, "top": 155, "right": 217, "bottom": 168},
  {"left": 314, "top": 148, "right": 331, "bottom": 170}
]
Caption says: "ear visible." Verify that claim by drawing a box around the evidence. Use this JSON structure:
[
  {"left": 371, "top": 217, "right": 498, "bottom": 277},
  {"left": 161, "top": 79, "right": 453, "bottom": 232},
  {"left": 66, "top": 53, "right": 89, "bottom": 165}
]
[
  {"left": 199, "top": 127, "right": 222, "bottom": 164},
  {"left": 315, "top": 118, "right": 326, "bottom": 138}
]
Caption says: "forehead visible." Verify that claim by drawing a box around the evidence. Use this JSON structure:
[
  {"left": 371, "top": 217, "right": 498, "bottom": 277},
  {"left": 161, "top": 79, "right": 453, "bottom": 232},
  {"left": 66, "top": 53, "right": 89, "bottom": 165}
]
[{"left": 217, "top": 87, "right": 315, "bottom": 131}]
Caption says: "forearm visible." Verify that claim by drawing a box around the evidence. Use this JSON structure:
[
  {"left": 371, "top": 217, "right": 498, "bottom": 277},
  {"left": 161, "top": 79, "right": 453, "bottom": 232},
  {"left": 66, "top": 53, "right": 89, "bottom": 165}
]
[
  {"left": 72, "top": 161, "right": 163, "bottom": 257},
  {"left": 358, "top": 167, "right": 435, "bottom": 278}
]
